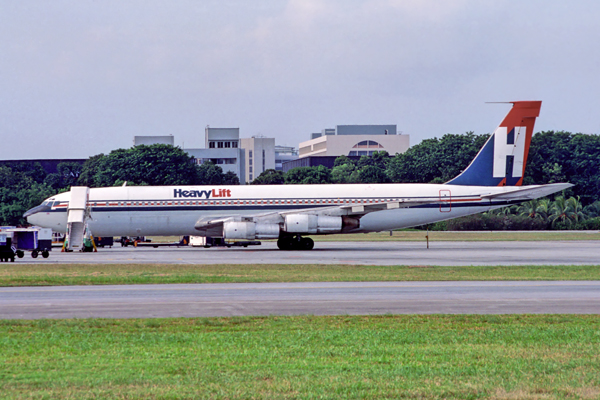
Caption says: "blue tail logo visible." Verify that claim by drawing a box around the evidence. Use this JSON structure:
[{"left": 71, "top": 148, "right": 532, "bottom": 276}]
[{"left": 446, "top": 101, "right": 541, "bottom": 187}]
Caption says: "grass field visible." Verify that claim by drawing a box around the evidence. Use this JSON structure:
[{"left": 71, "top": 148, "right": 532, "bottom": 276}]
[
  {"left": 1, "top": 263, "right": 600, "bottom": 286},
  {"left": 1, "top": 315, "right": 599, "bottom": 399}
]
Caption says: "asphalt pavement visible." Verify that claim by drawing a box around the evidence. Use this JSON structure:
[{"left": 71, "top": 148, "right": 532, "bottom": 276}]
[
  {"left": 12, "top": 240, "right": 600, "bottom": 266},
  {"left": 2, "top": 281, "right": 599, "bottom": 319}
]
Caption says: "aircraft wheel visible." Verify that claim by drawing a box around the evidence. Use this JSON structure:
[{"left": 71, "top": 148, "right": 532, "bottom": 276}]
[
  {"left": 16, "top": 250, "right": 24, "bottom": 258},
  {"left": 301, "top": 237, "right": 314, "bottom": 250},
  {"left": 31, "top": 250, "right": 39, "bottom": 258},
  {"left": 42, "top": 250, "right": 50, "bottom": 258},
  {"left": 276, "top": 238, "right": 287, "bottom": 250},
  {"left": 277, "top": 238, "right": 293, "bottom": 250}
]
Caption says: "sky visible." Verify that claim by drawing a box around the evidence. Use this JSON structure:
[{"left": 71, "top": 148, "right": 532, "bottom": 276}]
[{"left": 1, "top": 0, "right": 599, "bottom": 160}]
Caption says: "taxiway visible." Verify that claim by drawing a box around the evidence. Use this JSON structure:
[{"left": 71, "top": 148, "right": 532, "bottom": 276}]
[
  {"left": 12, "top": 240, "right": 600, "bottom": 266},
  {"left": 2, "top": 281, "right": 599, "bottom": 319}
]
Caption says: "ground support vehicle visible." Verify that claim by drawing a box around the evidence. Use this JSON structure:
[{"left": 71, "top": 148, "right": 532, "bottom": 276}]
[
  {"left": 190, "top": 236, "right": 261, "bottom": 248},
  {"left": 0, "top": 235, "right": 16, "bottom": 262},
  {"left": 135, "top": 236, "right": 190, "bottom": 248},
  {"left": 4, "top": 228, "right": 52, "bottom": 259},
  {"left": 94, "top": 236, "right": 114, "bottom": 248}
]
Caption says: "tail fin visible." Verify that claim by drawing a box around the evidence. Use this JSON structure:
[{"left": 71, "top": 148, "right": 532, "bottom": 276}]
[{"left": 446, "top": 101, "right": 541, "bottom": 186}]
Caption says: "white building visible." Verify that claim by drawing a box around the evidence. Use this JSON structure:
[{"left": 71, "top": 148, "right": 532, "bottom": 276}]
[
  {"left": 240, "top": 136, "right": 275, "bottom": 182},
  {"left": 300, "top": 125, "right": 409, "bottom": 158},
  {"left": 186, "top": 127, "right": 245, "bottom": 184}
]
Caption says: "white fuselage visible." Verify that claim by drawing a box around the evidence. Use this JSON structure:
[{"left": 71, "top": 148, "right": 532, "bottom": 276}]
[{"left": 27, "top": 183, "right": 515, "bottom": 237}]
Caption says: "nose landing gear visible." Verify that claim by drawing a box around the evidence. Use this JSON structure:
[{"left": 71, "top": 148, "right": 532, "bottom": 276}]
[{"left": 276, "top": 235, "right": 314, "bottom": 250}]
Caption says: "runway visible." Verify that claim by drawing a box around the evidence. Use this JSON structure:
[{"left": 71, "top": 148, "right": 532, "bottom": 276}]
[
  {"left": 14, "top": 240, "right": 600, "bottom": 266},
  {"left": 2, "top": 281, "right": 599, "bottom": 319}
]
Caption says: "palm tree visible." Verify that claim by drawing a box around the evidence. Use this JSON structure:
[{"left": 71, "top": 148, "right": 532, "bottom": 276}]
[
  {"left": 566, "top": 196, "right": 586, "bottom": 224},
  {"left": 489, "top": 205, "right": 516, "bottom": 216},
  {"left": 584, "top": 201, "right": 600, "bottom": 219},
  {"left": 535, "top": 198, "right": 552, "bottom": 222},
  {"left": 548, "top": 196, "right": 586, "bottom": 228},
  {"left": 517, "top": 199, "right": 540, "bottom": 219},
  {"left": 549, "top": 196, "right": 571, "bottom": 228}
]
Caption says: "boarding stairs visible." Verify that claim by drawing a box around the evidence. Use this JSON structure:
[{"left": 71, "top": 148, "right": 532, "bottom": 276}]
[{"left": 64, "top": 186, "right": 90, "bottom": 252}]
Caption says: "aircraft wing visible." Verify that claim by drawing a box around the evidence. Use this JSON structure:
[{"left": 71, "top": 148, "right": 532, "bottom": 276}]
[
  {"left": 194, "top": 198, "right": 441, "bottom": 234},
  {"left": 283, "top": 198, "right": 440, "bottom": 217},
  {"left": 481, "top": 183, "right": 573, "bottom": 201}
]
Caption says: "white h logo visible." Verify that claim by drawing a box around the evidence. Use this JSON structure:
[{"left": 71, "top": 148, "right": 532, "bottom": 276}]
[{"left": 493, "top": 126, "right": 527, "bottom": 178}]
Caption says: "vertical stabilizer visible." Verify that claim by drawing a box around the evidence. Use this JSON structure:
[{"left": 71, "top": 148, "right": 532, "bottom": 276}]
[{"left": 446, "top": 101, "right": 541, "bottom": 186}]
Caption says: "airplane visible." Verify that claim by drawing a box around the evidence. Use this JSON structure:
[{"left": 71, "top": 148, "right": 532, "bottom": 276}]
[{"left": 25, "top": 101, "right": 572, "bottom": 250}]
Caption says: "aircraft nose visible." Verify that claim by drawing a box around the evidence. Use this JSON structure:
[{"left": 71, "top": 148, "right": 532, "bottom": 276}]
[{"left": 23, "top": 204, "right": 51, "bottom": 219}]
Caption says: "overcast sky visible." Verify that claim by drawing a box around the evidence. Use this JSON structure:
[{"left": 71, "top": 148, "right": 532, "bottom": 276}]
[{"left": 1, "top": 0, "right": 599, "bottom": 160}]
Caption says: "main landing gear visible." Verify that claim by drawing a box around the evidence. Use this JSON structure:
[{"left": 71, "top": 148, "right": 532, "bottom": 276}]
[{"left": 277, "top": 235, "right": 314, "bottom": 251}]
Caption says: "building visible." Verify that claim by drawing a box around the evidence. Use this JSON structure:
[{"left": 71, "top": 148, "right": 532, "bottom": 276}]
[
  {"left": 133, "top": 135, "right": 174, "bottom": 146},
  {"left": 186, "top": 127, "right": 245, "bottom": 184},
  {"left": 274, "top": 145, "right": 299, "bottom": 171},
  {"left": 281, "top": 156, "right": 362, "bottom": 172},
  {"left": 240, "top": 137, "right": 275, "bottom": 182},
  {"left": 300, "top": 125, "right": 409, "bottom": 158}
]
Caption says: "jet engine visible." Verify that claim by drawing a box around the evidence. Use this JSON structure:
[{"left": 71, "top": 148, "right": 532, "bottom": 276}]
[
  {"left": 223, "top": 221, "right": 280, "bottom": 240},
  {"left": 284, "top": 214, "right": 342, "bottom": 234}
]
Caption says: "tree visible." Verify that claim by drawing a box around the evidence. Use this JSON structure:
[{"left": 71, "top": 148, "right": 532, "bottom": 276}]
[
  {"left": 2, "top": 162, "right": 46, "bottom": 185},
  {"left": 330, "top": 162, "right": 359, "bottom": 183},
  {"left": 77, "top": 154, "right": 106, "bottom": 187},
  {"left": 517, "top": 199, "right": 541, "bottom": 219},
  {"left": 548, "top": 196, "right": 584, "bottom": 228},
  {"left": 525, "top": 131, "right": 600, "bottom": 204},
  {"left": 78, "top": 145, "right": 210, "bottom": 187},
  {"left": 357, "top": 165, "right": 389, "bottom": 183},
  {"left": 333, "top": 155, "right": 354, "bottom": 167},
  {"left": 357, "top": 151, "right": 389, "bottom": 170},
  {"left": 223, "top": 171, "right": 240, "bottom": 185},
  {"left": 0, "top": 163, "right": 55, "bottom": 226},
  {"left": 566, "top": 196, "right": 586, "bottom": 224},
  {"left": 535, "top": 198, "right": 552, "bottom": 221},
  {"left": 251, "top": 169, "right": 285, "bottom": 185},
  {"left": 44, "top": 162, "right": 83, "bottom": 190},
  {"left": 197, "top": 161, "right": 224, "bottom": 185},
  {"left": 285, "top": 166, "right": 331, "bottom": 184},
  {"left": 386, "top": 133, "right": 488, "bottom": 183},
  {"left": 584, "top": 201, "right": 600, "bottom": 218}
]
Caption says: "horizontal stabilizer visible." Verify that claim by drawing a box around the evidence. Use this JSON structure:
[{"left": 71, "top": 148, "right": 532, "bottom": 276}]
[{"left": 481, "top": 183, "right": 573, "bottom": 201}]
